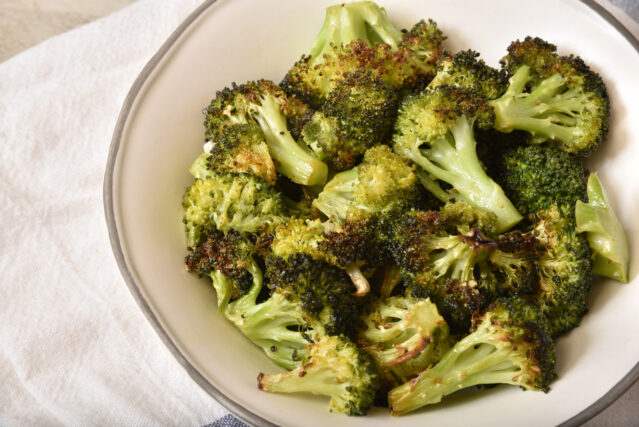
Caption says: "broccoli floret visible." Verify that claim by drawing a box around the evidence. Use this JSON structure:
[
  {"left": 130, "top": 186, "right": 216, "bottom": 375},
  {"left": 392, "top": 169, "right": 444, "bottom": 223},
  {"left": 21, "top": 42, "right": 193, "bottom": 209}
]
[
  {"left": 494, "top": 144, "right": 589, "bottom": 217},
  {"left": 265, "top": 253, "right": 363, "bottom": 337},
  {"left": 269, "top": 217, "right": 379, "bottom": 296},
  {"left": 490, "top": 37, "right": 610, "bottom": 156},
  {"left": 531, "top": 204, "right": 592, "bottom": 336},
  {"left": 258, "top": 335, "right": 379, "bottom": 416},
  {"left": 358, "top": 296, "right": 453, "bottom": 391},
  {"left": 393, "top": 84, "right": 523, "bottom": 232},
  {"left": 183, "top": 228, "right": 315, "bottom": 369},
  {"left": 204, "top": 80, "right": 327, "bottom": 186},
  {"left": 575, "top": 173, "right": 629, "bottom": 282},
  {"left": 383, "top": 203, "right": 539, "bottom": 332},
  {"left": 388, "top": 297, "right": 556, "bottom": 414},
  {"left": 185, "top": 228, "right": 257, "bottom": 302},
  {"left": 192, "top": 124, "right": 277, "bottom": 185},
  {"left": 281, "top": 1, "right": 445, "bottom": 107},
  {"left": 302, "top": 73, "right": 400, "bottom": 170},
  {"left": 182, "top": 172, "right": 287, "bottom": 247},
  {"left": 429, "top": 50, "right": 508, "bottom": 99},
  {"left": 314, "top": 145, "right": 421, "bottom": 223}
]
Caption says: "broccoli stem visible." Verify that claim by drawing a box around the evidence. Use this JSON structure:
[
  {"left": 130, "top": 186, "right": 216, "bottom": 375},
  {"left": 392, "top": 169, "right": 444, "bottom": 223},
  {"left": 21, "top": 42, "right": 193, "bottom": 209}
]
[
  {"left": 308, "top": 1, "right": 403, "bottom": 64},
  {"left": 214, "top": 261, "right": 309, "bottom": 370},
  {"left": 491, "top": 66, "right": 584, "bottom": 142},
  {"left": 415, "top": 168, "right": 453, "bottom": 203},
  {"left": 575, "top": 173, "right": 629, "bottom": 282},
  {"left": 389, "top": 327, "right": 527, "bottom": 415},
  {"left": 409, "top": 117, "right": 522, "bottom": 232},
  {"left": 345, "top": 263, "right": 370, "bottom": 296},
  {"left": 254, "top": 95, "right": 328, "bottom": 186}
]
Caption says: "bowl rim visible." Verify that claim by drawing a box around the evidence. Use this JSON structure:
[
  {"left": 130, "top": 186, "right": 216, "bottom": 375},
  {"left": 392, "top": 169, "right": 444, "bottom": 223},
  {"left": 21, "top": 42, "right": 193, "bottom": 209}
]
[{"left": 103, "top": 1, "right": 639, "bottom": 425}]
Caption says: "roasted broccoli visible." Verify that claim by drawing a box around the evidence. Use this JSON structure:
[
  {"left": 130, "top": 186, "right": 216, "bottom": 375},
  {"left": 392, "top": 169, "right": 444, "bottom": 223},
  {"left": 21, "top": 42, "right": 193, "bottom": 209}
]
[
  {"left": 258, "top": 335, "right": 379, "bottom": 416},
  {"left": 393, "top": 84, "right": 522, "bottom": 232},
  {"left": 382, "top": 202, "right": 539, "bottom": 332},
  {"left": 269, "top": 217, "right": 378, "bottom": 296},
  {"left": 281, "top": 2, "right": 445, "bottom": 107},
  {"left": 185, "top": 228, "right": 258, "bottom": 302},
  {"left": 265, "top": 253, "right": 363, "bottom": 337},
  {"left": 301, "top": 73, "right": 400, "bottom": 170},
  {"left": 204, "top": 80, "right": 327, "bottom": 186},
  {"left": 194, "top": 123, "right": 278, "bottom": 185},
  {"left": 493, "top": 144, "right": 589, "bottom": 217},
  {"left": 185, "top": 228, "right": 312, "bottom": 369},
  {"left": 428, "top": 49, "right": 508, "bottom": 99},
  {"left": 490, "top": 37, "right": 610, "bottom": 156},
  {"left": 358, "top": 296, "right": 453, "bottom": 394},
  {"left": 576, "top": 173, "right": 629, "bottom": 282},
  {"left": 182, "top": 172, "right": 287, "bottom": 248},
  {"left": 388, "top": 297, "right": 556, "bottom": 415},
  {"left": 530, "top": 204, "right": 592, "bottom": 336},
  {"left": 313, "top": 145, "right": 421, "bottom": 223}
]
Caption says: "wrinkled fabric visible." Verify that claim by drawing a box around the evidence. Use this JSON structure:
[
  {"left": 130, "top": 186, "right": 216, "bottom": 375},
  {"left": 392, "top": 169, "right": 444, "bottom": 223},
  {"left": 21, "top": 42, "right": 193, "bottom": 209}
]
[{"left": 0, "top": 0, "right": 231, "bottom": 425}]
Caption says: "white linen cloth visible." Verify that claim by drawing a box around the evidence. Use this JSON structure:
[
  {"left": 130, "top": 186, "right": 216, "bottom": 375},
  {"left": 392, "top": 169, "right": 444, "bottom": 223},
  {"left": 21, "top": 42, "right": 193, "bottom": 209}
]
[
  {"left": 0, "top": 0, "right": 637, "bottom": 426},
  {"left": 0, "top": 0, "right": 233, "bottom": 425}
]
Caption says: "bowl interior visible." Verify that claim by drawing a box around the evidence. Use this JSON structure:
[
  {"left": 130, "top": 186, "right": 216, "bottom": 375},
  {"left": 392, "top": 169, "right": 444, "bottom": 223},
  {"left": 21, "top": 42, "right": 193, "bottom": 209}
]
[{"left": 108, "top": 0, "right": 639, "bottom": 425}]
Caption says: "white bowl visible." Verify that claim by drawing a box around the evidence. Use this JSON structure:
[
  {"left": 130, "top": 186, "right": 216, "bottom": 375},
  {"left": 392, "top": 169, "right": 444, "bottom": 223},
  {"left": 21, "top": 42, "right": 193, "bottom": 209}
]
[{"left": 104, "top": 0, "right": 639, "bottom": 425}]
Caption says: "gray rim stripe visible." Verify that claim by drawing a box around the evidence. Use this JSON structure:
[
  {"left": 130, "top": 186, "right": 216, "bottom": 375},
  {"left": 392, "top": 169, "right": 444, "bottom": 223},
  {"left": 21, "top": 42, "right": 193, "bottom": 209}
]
[{"left": 103, "top": 1, "right": 638, "bottom": 425}]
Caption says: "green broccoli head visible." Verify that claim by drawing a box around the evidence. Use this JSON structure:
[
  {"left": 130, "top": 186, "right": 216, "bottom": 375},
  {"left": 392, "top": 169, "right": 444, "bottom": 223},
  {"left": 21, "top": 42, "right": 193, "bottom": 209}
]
[
  {"left": 265, "top": 253, "right": 363, "bottom": 337},
  {"left": 199, "top": 123, "right": 277, "bottom": 185},
  {"left": 182, "top": 172, "right": 288, "bottom": 248},
  {"left": 185, "top": 232, "right": 315, "bottom": 370},
  {"left": 494, "top": 144, "right": 589, "bottom": 217},
  {"left": 185, "top": 228, "right": 257, "bottom": 302},
  {"left": 388, "top": 297, "right": 556, "bottom": 415},
  {"left": 269, "top": 217, "right": 380, "bottom": 296},
  {"left": 313, "top": 145, "right": 421, "bottom": 223},
  {"left": 491, "top": 37, "right": 610, "bottom": 156},
  {"left": 393, "top": 84, "right": 522, "bottom": 232},
  {"left": 203, "top": 80, "right": 327, "bottom": 186},
  {"left": 258, "top": 335, "right": 379, "bottom": 416},
  {"left": 575, "top": 173, "right": 629, "bottom": 282},
  {"left": 302, "top": 73, "right": 400, "bottom": 170},
  {"left": 429, "top": 50, "right": 508, "bottom": 99},
  {"left": 281, "top": 2, "right": 446, "bottom": 108},
  {"left": 531, "top": 204, "right": 592, "bottom": 336},
  {"left": 382, "top": 202, "right": 539, "bottom": 332}
]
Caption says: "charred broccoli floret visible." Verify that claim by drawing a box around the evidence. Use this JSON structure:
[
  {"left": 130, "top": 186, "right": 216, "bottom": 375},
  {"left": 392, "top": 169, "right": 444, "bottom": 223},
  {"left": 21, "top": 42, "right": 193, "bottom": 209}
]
[
  {"left": 184, "top": 228, "right": 314, "bottom": 369},
  {"left": 270, "top": 218, "right": 378, "bottom": 296},
  {"left": 265, "top": 253, "right": 363, "bottom": 337},
  {"left": 491, "top": 37, "right": 610, "bottom": 156},
  {"left": 383, "top": 202, "right": 539, "bottom": 332},
  {"left": 281, "top": 2, "right": 445, "bottom": 107},
  {"left": 302, "top": 74, "right": 400, "bottom": 170},
  {"left": 576, "top": 173, "right": 629, "bottom": 282},
  {"left": 258, "top": 335, "right": 379, "bottom": 416},
  {"left": 204, "top": 80, "right": 327, "bottom": 186},
  {"left": 393, "top": 84, "right": 522, "bottom": 232},
  {"left": 185, "top": 228, "right": 257, "bottom": 302},
  {"left": 191, "top": 124, "right": 278, "bottom": 185},
  {"left": 388, "top": 297, "right": 556, "bottom": 415},
  {"left": 531, "top": 204, "right": 592, "bottom": 336},
  {"left": 182, "top": 172, "right": 287, "bottom": 248},
  {"left": 358, "top": 296, "right": 453, "bottom": 395},
  {"left": 314, "top": 145, "right": 421, "bottom": 223},
  {"left": 494, "top": 144, "right": 589, "bottom": 217},
  {"left": 429, "top": 49, "right": 508, "bottom": 99}
]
